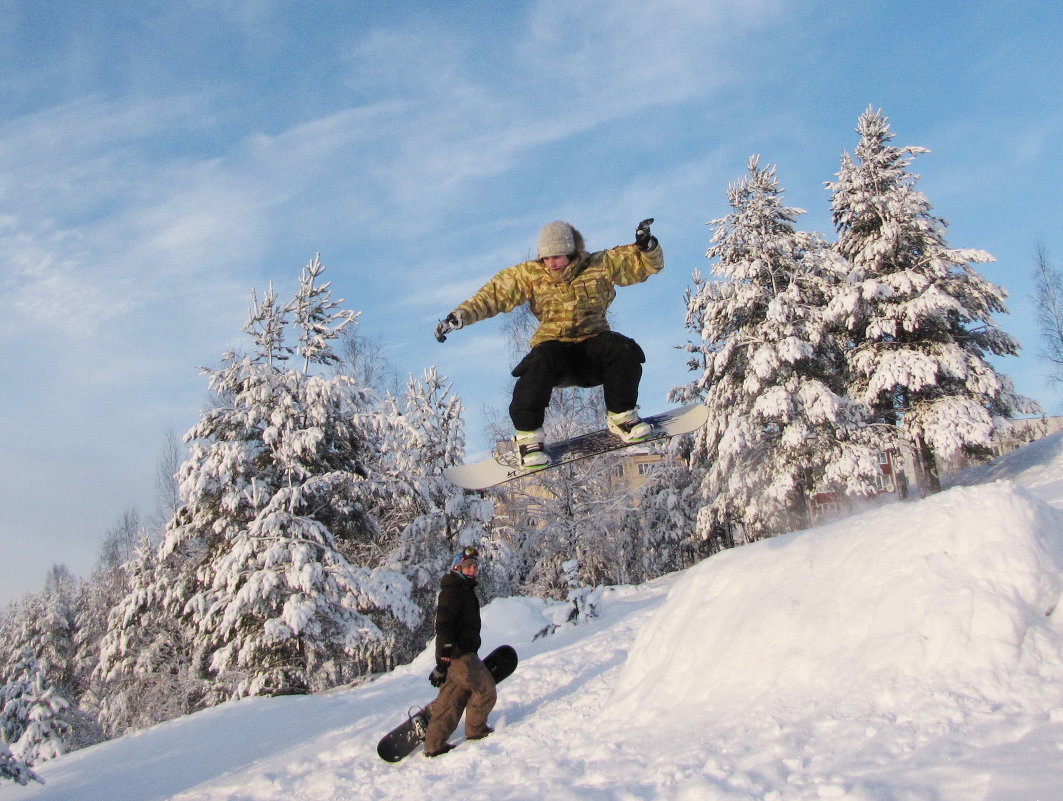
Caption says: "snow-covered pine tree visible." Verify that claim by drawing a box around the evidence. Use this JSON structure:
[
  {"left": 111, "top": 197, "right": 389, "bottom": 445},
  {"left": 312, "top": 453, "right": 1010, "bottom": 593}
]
[
  {"left": 291, "top": 253, "right": 358, "bottom": 375},
  {"left": 0, "top": 580, "right": 101, "bottom": 752},
  {"left": 379, "top": 368, "right": 494, "bottom": 582},
  {"left": 0, "top": 741, "right": 40, "bottom": 786},
  {"left": 0, "top": 595, "right": 44, "bottom": 695},
  {"left": 144, "top": 256, "right": 419, "bottom": 699},
  {"left": 1, "top": 588, "right": 69, "bottom": 707},
  {"left": 360, "top": 368, "right": 466, "bottom": 563},
  {"left": 69, "top": 508, "right": 183, "bottom": 740},
  {"left": 0, "top": 648, "right": 73, "bottom": 765},
  {"left": 497, "top": 386, "right": 636, "bottom": 597},
  {"left": 677, "top": 156, "right": 883, "bottom": 542},
  {"left": 0, "top": 648, "right": 30, "bottom": 746},
  {"left": 359, "top": 367, "right": 498, "bottom": 663},
  {"left": 37, "top": 566, "right": 80, "bottom": 706},
  {"left": 611, "top": 434, "right": 710, "bottom": 581},
  {"left": 92, "top": 535, "right": 205, "bottom": 736},
  {"left": 827, "top": 107, "right": 1042, "bottom": 493},
  {"left": 244, "top": 282, "right": 292, "bottom": 369}
]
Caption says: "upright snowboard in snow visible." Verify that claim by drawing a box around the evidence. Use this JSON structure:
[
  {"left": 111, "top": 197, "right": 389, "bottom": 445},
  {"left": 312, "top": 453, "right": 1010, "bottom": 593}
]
[
  {"left": 376, "top": 644, "right": 518, "bottom": 763},
  {"left": 443, "top": 403, "right": 707, "bottom": 491}
]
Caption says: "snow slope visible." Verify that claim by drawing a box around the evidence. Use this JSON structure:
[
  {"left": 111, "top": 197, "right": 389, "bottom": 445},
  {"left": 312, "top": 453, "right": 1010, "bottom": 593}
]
[{"left": 8, "top": 434, "right": 1063, "bottom": 801}]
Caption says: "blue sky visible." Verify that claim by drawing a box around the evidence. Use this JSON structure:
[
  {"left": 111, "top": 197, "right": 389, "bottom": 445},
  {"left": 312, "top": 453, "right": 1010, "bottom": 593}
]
[{"left": 2, "top": 0, "right": 1060, "bottom": 605}]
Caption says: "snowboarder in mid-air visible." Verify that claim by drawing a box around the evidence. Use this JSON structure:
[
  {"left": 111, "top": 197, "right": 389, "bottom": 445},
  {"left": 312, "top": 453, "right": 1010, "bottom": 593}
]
[
  {"left": 435, "top": 218, "right": 664, "bottom": 469},
  {"left": 423, "top": 547, "right": 496, "bottom": 757}
]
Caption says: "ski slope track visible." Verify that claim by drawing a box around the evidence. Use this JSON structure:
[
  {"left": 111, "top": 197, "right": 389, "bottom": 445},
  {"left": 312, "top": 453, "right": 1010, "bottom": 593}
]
[{"left": 9, "top": 433, "right": 1063, "bottom": 801}]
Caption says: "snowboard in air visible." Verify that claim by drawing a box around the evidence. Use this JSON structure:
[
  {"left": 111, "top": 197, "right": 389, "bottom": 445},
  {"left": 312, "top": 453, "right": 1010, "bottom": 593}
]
[
  {"left": 443, "top": 403, "right": 707, "bottom": 491},
  {"left": 376, "top": 644, "right": 518, "bottom": 763}
]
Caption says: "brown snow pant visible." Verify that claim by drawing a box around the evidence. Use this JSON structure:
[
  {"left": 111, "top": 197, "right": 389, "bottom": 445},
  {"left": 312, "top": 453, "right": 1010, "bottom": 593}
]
[{"left": 424, "top": 652, "right": 496, "bottom": 753}]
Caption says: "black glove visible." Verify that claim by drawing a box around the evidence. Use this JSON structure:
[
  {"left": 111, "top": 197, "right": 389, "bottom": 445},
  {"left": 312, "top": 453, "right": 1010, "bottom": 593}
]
[
  {"left": 434, "top": 311, "right": 464, "bottom": 343},
  {"left": 634, "top": 218, "right": 657, "bottom": 251},
  {"left": 429, "top": 663, "right": 449, "bottom": 687}
]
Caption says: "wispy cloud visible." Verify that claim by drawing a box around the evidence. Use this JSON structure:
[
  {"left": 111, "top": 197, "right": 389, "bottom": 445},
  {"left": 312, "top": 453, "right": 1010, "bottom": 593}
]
[
  {"left": 3, "top": 0, "right": 1060, "bottom": 605},
  {"left": 519, "top": 0, "right": 778, "bottom": 108}
]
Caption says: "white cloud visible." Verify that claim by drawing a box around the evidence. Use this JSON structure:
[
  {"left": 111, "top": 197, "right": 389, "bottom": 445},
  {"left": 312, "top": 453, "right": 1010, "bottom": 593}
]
[
  {"left": 520, "top": 0, "right": 781, "bottom": 109},
  {"left": 0, "top": 221, "right": 137, "bottom": 340},
  {"left": 3, "top": 0, "right": 1059, "bottom": 604}
]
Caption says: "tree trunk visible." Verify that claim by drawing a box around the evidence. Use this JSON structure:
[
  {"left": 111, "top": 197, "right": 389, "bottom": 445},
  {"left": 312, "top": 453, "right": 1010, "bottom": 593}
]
[{"left": 913, "top": 435, "right": 941, "bottom": 496}]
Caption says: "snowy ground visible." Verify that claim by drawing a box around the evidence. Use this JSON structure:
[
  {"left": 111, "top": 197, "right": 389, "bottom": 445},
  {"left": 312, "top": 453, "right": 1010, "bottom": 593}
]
[{"left": 7, "top": 433, "right": 1063, "bottom": 801}]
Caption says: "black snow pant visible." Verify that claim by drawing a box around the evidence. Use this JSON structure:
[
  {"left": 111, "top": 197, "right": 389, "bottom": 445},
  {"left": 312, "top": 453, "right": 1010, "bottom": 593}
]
[{"left": 509, "top": 331, "right": 646, "bottom": 431}]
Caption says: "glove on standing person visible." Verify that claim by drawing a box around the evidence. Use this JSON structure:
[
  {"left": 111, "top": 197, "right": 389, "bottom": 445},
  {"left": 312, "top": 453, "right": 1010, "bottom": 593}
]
[{"left": 429, "top": 643, "right": 453, "bottom": 687}]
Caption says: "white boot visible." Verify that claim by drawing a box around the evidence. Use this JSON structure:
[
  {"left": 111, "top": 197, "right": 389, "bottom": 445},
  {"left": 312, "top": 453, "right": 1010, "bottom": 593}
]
[
  {"left": 514, "top": 428, "right": 549, "bottom": 468},
  {"left": 607, "top": 409, "right": 652, "bottom": 443}
]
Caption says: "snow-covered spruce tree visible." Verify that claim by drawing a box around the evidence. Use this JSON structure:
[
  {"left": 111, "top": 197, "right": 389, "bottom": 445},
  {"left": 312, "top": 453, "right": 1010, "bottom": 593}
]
[
  {"left": 0, "top": 647, "right": 33, "bottom": 746},
  {"left": 0, "top": 581, "right": 101, "bottom": 752},
  {"left": 827, "top": 108, "right": 1042, "bottom": 493},
  {"left": 92, "top": 535, "right": 205, "bottom": 737},
  {"left": 37, "top": 567, "right": 80, "bottom": 706},
  {"left": 1, "top": 648, "right": 73, "bottom": 765},
  {"left": 1, "top": 740, "right": 40, "bottom": 786},
  {"left": 76, "top": 513, "right": 161, "bottom": 737},
  {"left": 677, "top": 156, "right": 883, "bottom": 542},
  {"left": 74, "top": 505, "right": 195, "bottom": 740},
  {"left": 496, "top": 386, "right": 639, "bottom": 598},
  {"left": 153, "top": 256, "right": 419, "bottom": 699},
  {"left": 611, "top": 433, "right": 712, "bottom": 580},
  {"left": 0, "top": 595, "right": 46, "bottom": 696},
  {"left": 291, "top": 254, "right": 354, "bottom": 374},
  {"left": 244, "top": 282, "right": 292, "bottom": 369},
  {"left": 358, "top": 368, "right": 470, "bottom": 566},
  {"left": 0, "top": 579, "right": 76, "bottom": 708},
  {"left": 358, "top": 368, "right": 497, "bottom": 663}
]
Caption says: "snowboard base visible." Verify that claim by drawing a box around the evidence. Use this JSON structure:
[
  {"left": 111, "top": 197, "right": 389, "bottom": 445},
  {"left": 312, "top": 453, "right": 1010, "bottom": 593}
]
[{"left": 443, "top": 404, "right": 707, "bottom": 490}]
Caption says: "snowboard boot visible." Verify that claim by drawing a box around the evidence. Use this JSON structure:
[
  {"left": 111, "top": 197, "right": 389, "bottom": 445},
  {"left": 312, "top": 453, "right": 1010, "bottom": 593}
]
[
  {"left": 514, "top": 428, "right": 549, "bottom": 469},
  {"left": 607, "top": 409, "right": 652, "bottom": 443}
]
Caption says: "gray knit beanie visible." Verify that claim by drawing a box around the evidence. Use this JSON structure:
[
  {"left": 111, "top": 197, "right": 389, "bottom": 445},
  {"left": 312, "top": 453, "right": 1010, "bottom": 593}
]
[{"left": 537, "top": 221, "right": 576, "bottom": 259}]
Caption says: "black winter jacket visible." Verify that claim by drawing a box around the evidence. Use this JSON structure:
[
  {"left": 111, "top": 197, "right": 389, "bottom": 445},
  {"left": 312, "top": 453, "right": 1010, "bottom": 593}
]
[{"left": 434, "top": 571, "right": 481, "bottom": 662}]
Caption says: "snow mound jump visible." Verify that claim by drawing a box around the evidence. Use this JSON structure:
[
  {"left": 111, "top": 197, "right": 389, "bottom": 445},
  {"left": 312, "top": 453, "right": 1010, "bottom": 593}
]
[{"left": 612, "top": 481, "right": 1063, "bottom": 723}]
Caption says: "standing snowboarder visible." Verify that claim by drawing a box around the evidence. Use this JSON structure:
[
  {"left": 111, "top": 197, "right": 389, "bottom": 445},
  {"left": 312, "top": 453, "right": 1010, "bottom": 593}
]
[
  {"left": 423, "top": 547, "right": 496, "bottom": 757},
  {"left": 435, "top": 219, "right": 664, "bottom": 468}
]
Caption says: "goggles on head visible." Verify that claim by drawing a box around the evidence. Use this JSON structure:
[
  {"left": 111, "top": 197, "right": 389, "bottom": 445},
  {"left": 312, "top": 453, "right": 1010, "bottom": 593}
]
[{"left": 451, "top": 546, "right": 479, "bottom": 569}]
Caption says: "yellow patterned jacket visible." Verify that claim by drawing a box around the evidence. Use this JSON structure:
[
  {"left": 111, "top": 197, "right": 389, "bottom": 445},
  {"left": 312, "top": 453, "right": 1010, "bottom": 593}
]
[{"left": 455, "top": 243, "right": 664, "bottom": 347}]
